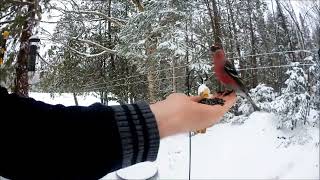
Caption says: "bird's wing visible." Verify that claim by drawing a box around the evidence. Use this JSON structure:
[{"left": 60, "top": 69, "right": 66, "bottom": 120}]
[
  {"left": 224, "top": 60, "right": 248, "bottom": 93},
  {"left": 224, "top": 60, "right": 239, "bottom": 78}
]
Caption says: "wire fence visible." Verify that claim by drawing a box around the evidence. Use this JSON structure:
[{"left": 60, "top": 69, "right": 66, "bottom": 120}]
[
  {"left": 76, "top": 63, "right": 316, "bottom": 92},
  {"left": 34, "top": 48, "right": 319, "bottom": 103}
]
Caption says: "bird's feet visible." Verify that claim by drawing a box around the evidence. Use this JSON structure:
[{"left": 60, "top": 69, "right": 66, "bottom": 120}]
[
  {"left": 216, "top": 90, "right": 234, "bottom": 97},
  {"left": 216, "top": 90, "right": 224, "bottom": 97},
  {"left": 223, "top": 90, "right": 234, "bottom": 96}
]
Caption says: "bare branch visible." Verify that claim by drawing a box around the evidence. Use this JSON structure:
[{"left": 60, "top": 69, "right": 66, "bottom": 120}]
[
  {"left": 71, "top": 37, "right": 117, "bottom": 54},
  {"left": 37, "top": 53, "right": 53, "bottom": 66}
]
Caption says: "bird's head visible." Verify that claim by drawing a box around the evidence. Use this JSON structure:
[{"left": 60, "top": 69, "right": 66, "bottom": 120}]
[
  {"left": 210, "top": 45, "right": 221, "bottom": 53},
  {"left": 210, "top": 45, "right": 225, "bottom": 65}
]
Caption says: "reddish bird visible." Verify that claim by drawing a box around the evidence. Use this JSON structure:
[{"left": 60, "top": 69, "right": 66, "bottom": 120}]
[{"left": 211, "top": 45, "right": 260, "bottom": 111}]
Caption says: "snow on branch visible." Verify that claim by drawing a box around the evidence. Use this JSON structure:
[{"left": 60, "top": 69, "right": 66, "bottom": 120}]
[
  {"left": 39, "top": 18, "right": 105, "bottom": 24},
  {"left": 8, "top": 0, "right": 34, "bottom": 6},
  {"left": 54, "top": 8, "right": 127, "bottom": 27},
  {"left": 71, "top": 37, "right": 117, "bottom": 54},
  {"left": 0, "top": 20, "right": 15, "bottom": 25},
  {"left": 65, "top": 44, "right": 108, "bottom": 58}
]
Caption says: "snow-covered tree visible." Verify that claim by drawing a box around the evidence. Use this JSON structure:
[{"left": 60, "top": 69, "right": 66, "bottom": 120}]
[
  {"left": 250, "top": 84, "right": 275, "bottom": 112},
  {"left": 116, "top": 0, "right": 194, "bottom": 102},
  {"left": 272, "top": 63, "right": 311, "bottom": 130}
]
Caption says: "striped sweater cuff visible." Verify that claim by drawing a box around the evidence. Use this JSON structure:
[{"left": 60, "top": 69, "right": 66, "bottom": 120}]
[{"left": 111, "top": 102, "right": 160, "bottom": 168}]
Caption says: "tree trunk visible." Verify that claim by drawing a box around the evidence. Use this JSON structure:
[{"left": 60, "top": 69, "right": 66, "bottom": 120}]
[
  {"left": 172, "top": 59, "right": 176, "bottom": 92},
  {"left": 138, "top": 5, "right": 158, "bottom": 103},
  {"left": 204, "top": 0, "right": 215, "bottom": 41},
  {"left": 204, "top": 0, "right": 222, "bottom": 46},
  {"left": 147, "top": 68, "right": 156, "bottom": 103},
  {"left": 146, "top": 34, "right": 157, "bottom": 103},
  {"left": 73, "top": 92, "right": 79, "bottom": 106},
  {"left": 204, "top": 0, "right": 222, "bottom": 91},
  {"left": 247, "top": 1, "right": 258, "bottom": 88},
  {"left": 14, "top": 1, "right": 36, "bottom": 97},
  {"left": 272, "top": 0, "right": 283, "bottom": 93},
  {"left": 275, "top": 0, "right": 295, "bottom": 61},
  {"left": 108, "top": 0, "right": 115, "bottom": 70},
  {"left": 211, "top": 0, "right": 222, "bottom": 46},
  {"left": 226, "top": 0, "right": 240, "bottom": 64}
]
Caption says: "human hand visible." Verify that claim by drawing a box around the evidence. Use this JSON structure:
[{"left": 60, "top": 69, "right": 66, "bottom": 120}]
[{"left": 150, "top": 92, "right": 236, "bottom": 138}]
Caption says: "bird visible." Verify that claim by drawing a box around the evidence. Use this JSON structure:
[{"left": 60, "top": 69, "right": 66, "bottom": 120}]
[{"left": 211, "top": 45, "right": 260, "bottom": 111}]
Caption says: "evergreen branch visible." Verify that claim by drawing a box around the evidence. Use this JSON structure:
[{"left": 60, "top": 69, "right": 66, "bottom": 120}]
[{"left": 71, "top": 37, "right": 117, "bottom": 54}]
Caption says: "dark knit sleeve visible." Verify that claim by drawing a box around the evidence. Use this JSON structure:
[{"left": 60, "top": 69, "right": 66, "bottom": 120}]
[
  {"left": 111, "top": 102, "right": 160, "bottom": 168},
  {"left": 0, "top": 86, "right": 160, "bottom": 180}
]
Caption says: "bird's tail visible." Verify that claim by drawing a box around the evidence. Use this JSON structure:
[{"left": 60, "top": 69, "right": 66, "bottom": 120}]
[{"left": 243, "top": 91, "right": 260, "bottom": 111}]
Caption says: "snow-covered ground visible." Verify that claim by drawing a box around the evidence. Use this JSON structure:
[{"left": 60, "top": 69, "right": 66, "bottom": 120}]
[
  {"left": 29, "top": 93, "right": 319, "bottom": 180},
  {"left": 155, "top": 112, "right": 319, "bottom": 179},
  {"left": 29, "top": 92, "right": 118, "bottom": 106}
]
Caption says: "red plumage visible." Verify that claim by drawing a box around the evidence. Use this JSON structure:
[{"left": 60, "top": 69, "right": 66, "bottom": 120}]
[
  {"left": 211, "top": 45, "right": 260, "bottom": 111},
  {"left": 212, "top": 49, "right": 238, "bottom": 88}
]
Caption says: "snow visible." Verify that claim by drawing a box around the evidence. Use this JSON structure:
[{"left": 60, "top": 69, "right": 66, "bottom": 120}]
[
  {"left": 29, "top": 92, "right": 119, "bottom": 106},
  {"left": 304, "top": 56, "right": 313, "bottom": 61},
  {"left": 154, "top": 112, "right": 319, "bottom": 179},
  {"left": 28, "top": 93, "right": 319, "bottom": 179}
]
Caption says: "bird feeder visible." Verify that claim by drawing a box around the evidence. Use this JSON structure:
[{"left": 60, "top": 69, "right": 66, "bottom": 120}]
[{"left": 28, "top": 35, "right": 40, "bottom": 71}]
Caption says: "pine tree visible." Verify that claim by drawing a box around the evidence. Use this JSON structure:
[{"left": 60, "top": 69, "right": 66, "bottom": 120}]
[{"left": 272, "top": 63, "right": 311, "bottom": 130}]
